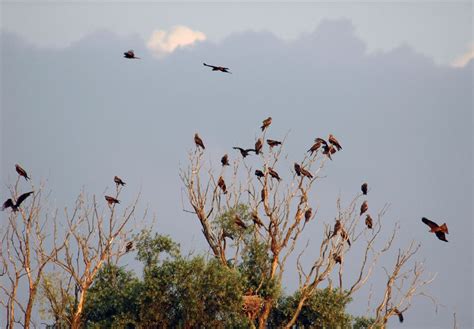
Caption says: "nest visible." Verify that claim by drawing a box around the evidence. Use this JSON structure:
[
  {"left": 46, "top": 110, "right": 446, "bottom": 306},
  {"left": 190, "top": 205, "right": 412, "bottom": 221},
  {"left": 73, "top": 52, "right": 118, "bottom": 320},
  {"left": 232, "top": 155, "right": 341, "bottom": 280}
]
[{"left": 242, "top": 295, "right": 264, "bottom": 319}]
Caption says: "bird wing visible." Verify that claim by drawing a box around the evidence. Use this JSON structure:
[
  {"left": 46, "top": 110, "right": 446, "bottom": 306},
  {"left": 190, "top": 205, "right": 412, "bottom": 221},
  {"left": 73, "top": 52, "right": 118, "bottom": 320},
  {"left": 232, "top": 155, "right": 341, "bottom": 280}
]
[
  {"left": 2, "top": 199, "right": 15, "bottom": 210},
  {"left": 203, "top": 63, "right": 217, "bottom": 69},
  {"left": 16, "top": 191, "right": 33, "bottom": 207},
  {"left": 435, "top": 231, "right": 448, "bottom": 242},
  {"left": 422, "top": 217, "right": 439, "bottom": 230}
]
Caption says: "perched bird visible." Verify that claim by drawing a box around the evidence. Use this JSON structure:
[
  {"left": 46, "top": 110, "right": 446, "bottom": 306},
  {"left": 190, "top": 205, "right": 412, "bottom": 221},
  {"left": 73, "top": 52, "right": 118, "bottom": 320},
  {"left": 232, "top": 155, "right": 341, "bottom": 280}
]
[
  {"left": 294, "top": 163, "right": 302, "bottom": 176},
  {"left": 268, "top": 168, "right": 281, "bottom": 181},
  {"left": 314, "top": 138, "right": 328, "bottom": 146},
  {"left": 203, "top": 63, "right": 231, "bottom": 74},
  {"left": 332, "top": 220, "right": 351, "bottom": 246},
  {"left": 254, "top": 138, "right": 263, "bottom": 155},
  {"left": 322, "top": 144, "right": 336, "bottom": 160},
  {"left": 365, "top": 214, "right": 373, "bottom": 229},
  {"left": 114, "top": 176, "right": 126, "bottom": 187},
  {"left": 360, "top": 201, "right": 368, "bottom": 216},
  {"left": 123, "top": 50, "right": 140, "bottom": 59},
  {"left": 234, "top": 215, "right": 247, "bottom": 229},
  {"left": 299, "top": 166, "right": 313, "bottom": 179},
  {"left": 194, "top": 133, "right": 205, "bottom": 150},
  {"left": 261, "top": 117, "right": 272, "bottom": 131},
  {"left": 266, "top": 139, "right": 281, "bottom": 148},
  {"left": 304, "top": 208, "right": 313, "bottom": 223},
  {"left": 251, "top": 210, "right": 264, "bottom": 227},
  {"left": 255, "top": 169, "right": 265, "bottom": 179},
  {"left": 15, "top": 164, "right": 30, "bottom": 181},
  {"left": 333, "top": 254, "right": 342, "bottom": 264},
  {"left": 221, "top": 154, "right": 230, "bottom": 166},
  {"left": 307, "top": 141, "right": 322, "bottom": 155},
  {"left": 125, "top": 241, "right": 133, "bottom": 252},
  {"left": 392, "top": 308, "right": 404, "bottom": 323},
  {"left": 328, "top": 134, "right": 342, "bottom": 151},
  {"left": 361, "top": 182, "right": 368, "bottom": 195},
  {"left": 421, "top": 217, "right": 449, "bottom": 242},
  {"left": 105, "top": 196, "right": 120, "bottom": 205},
  {"left": 2, "top": 191, "right": 34, "bottom": 211},
  {"left": 233, "top": 147, "right": 254, "bottom": 158},
  {"left": 217, "top": 176, "right": 228, "bottom": 194}
]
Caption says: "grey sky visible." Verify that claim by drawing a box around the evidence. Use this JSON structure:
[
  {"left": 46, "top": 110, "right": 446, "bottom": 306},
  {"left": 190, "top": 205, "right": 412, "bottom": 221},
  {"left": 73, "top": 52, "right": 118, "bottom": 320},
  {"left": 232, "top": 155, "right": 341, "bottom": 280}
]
[
  {"left": 1, "top": 2, "right": 472, "bottom": 65},
  {"left": 1, "top": 2, "right": 473, "bottom": 328}
]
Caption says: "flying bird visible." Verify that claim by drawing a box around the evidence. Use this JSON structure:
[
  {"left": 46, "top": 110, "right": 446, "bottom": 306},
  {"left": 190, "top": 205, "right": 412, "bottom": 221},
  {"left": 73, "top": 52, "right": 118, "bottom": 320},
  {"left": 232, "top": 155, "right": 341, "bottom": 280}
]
[
  {"left": 332, "top": 220, "right": 351, "bottom": 246},
  {"left": 125, "top": 241, "right": 133, "bottom": 253},
  {"left": 328, "top": 134, "right": 342, "bottom": 151},
  {"left": 221, "top": 154, "right": 230, "bottom": 166},
  {"left": 217, "top": 176, "right": 228, "bottom": 194},
  {"left": 15, "top": 164, "right": 30, "bottom": 181},
  {"left": 361, "top": 182, "right": 368, "bottom": 195},
  {"left": 304, "top": 208, "right": 313, "bottom": 223},
  {"left": 365, "top": 214, "right": 373, "bottom": 229},
  {"left": 314, "top": 138, "right": 328, "bottom": 146},
  {"left": 422, "top": 217, "right": 449, "bottom": 242},
  {"left": 194, "top": 133, "right": 205, "bottom": 150},
  {"left": 234, "top": 215, "right": 248, "bottom": 230},
  {"left": 105, "top": 196, "right": 120, "bottom": 205},
  {"left": 123, "top": 50, "right": 140, "bottom": 59},
  {"left": 2, "top": 191, "right": 34, "bottom": 211},
  {"left": 307, "top": 141, "right": 322, "bottom": 155},
  {"left": 114, "top": 176, "right": 126, "bottom": 187},
  {"left": 261, "top": 117, "right": 272, "bottom": 131},
  {"left": 255, "top": 169, "right": 265, "bottom": 179},
  {"left": 268, "top": 168, "right": 281, "bottom": 181},
  {"left": 294, "top": 163, "right": 302, "bottom": 176},
  {"left": 203, "top": 63, "right": 231, "bottom": 73},
  {"left": 267, "top": 139, "right": 281, "bottom": 148},
  {"left": 254, "top": 138, "right": 263, "bottom": 155},
  {"left": 392, "top": 308, "right": 404, "bottom": 323},
  {"left": 360, "top": 201, "right": 368, "bottom": 216},
  {"left": 233, "top": 147, "right": 254, "bottom": 158}
]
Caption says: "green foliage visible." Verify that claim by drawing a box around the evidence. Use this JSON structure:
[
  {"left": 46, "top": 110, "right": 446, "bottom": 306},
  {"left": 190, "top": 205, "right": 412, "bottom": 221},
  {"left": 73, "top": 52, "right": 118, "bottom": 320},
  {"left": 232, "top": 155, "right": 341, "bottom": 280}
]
[
  {"left": 214, "top": 204, "right": 253, "bottom": 240},
  {"left": 269, "top": 288, "right": 352, "bottom": 329},
  {"left": 135, "top": 229, "right": 180, "bottom": 268},
  {"left": 352, "top": 316, "right": 379, "bottom": 329}
]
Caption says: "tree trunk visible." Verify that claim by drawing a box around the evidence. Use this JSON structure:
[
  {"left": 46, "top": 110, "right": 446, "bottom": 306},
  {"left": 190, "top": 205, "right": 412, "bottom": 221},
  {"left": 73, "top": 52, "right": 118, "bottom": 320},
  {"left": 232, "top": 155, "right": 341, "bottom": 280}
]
[
  {"left": 258, "top": 300, "right": 273, "bottom": 329},
  {"left": 71, "top": 289, "right": 87, "bottom": 329},
  {"left": 24, "top": 286, "right": 38, "bottom": 328},
  {"left": 284, "top": 294, "right": 308, "bottom": 328}
]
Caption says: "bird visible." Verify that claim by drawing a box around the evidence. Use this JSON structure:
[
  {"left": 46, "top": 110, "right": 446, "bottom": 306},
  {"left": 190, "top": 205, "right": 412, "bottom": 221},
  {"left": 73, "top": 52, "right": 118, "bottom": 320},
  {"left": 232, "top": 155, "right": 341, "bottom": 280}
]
[
  {"left": 254, "top": 138, "right": 263, "bottom": 155},
  {"left": 221, "top": 154, "right": 230, "bottom": 166},
  {"left": 2, "top": 191, "right": 34, "bottom": 211},
  {"left": 114, "top": 176, "right": 126, "bottom": 187},
  {"left": 268, "top": 168, "right": 281, "bottom": 181},
  {"left": 307, "top": 141, "right": 322, "bottom": 155},
  {"left": 304, "top": 208, "right": 312, "bottom": 223},
  {"left": 251, "top": 210, "right": 264, "bottom": 227},
  {"left": 294, "top": 163, "right": 302, "bottom": 176},
  {"left": 361, "top": 182, "right": 368, "bottom": 195},
  {"left": 233, "top": 147, "right": 254, "bottom": 158},
  {"left": 360, "top": 201, "right": 368, "bottom": 216},
  {"left": 217, "top": 176, "right": 228, "bottom": 194},
  {"left": 123, "top": 50, "right": 140, "bottom": 59},
  {"left": 194, "top": 133, "right": 205, "bottom": 150},
  {"left": 328, "top": 134, "right": 342, "bottom": 151},
  {"left": 15, "top": 164, "right": 30, "bottom": 181},
  {"left": 234, "top": 215, "right": 247, "bottom": 230},
  {"left": 203, "top": 63, "right": 231, "bottom": 74},
  {"left": 299, "top": 166, "right": 313, "bottom": 179},
  {"left": 333, "top": 254, "right": 342, "bottom": 264},
  {"left": 255, "top": 170, "right": 265, "bottom": 179},
  {"left": 266, "top": 139, "right": 281, "bottom": 148},
  {"left": 365, "top": 214, "right": 373, "bottom": 229},
  {"left": 261, "top": 117, "right": 272, "bottom": 131},
  {"left": 314, "top": 138, "right": 328, "bottom": 146},
  {"left": 322, "top": 144, "right": 336, "bottom": 160},
  {"left": 332, "top": 220, "right": 351, "bottom": 246},
  {"left": 421, "top": 217, "right": 449, "bottom": 242},
  {"left": 125, "top": 241, "right": 133, "bottom": 252},
  {"left": 392, "top": 308, "right": 404, "bottom": 323},
  {"left": 105, "top": 196, "right": 120, "bottom": 205}
]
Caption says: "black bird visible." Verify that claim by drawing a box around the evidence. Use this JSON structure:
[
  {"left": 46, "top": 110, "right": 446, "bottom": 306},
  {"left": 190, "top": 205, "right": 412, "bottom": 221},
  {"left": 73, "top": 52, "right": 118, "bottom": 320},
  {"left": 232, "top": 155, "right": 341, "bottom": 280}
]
[
  {"left": 123, "top": 50, "right": 140, "bottom": 59},
  {"left": 314, "top": 138, "right": 328, "bottom": 146},
  {"left": 361, "top": 182, "right": 368, "bottom": 195},
  {"left": 234, "top": 215, "right": 247, "bottom": 229},
  {"left": 105, "top": 196, "right": 120, "bottom": 205},
  {"left": 233, "top": 147, "right": 254, "bottom": 158},
  {"left": 422, "top": 217, "right": 449, "bottom": 242},
  {"left": 194, "top": 133, "right": 205, "bottom": 150},
  {"left": 360, "top": 201, "right": 368, "bottom": 216},
  {"left": 322, "top": 144, "right": 336, "bottom": 160},
  {"left": 304, "top": 208, "right": 313, "bottom": 223},
  {"left": 15, "top": 164, "right": 30, "bottom": 181},
  {"left": 217, "top": 176, "right": 228, "bottom": 194},
  {"left": 255, "top": 138, "right": 263, "bottom": 155},
  {"left": 261, "top": 117, "right": 272, "bottom": 131},
  {"left": 299, "top": 166, "right": 313, "bottom": 179},
  {"left": 365, "top": 214, "right": 373, "bottom": 229},
  {"left": 392, "top": 308, "right": 404, "bottom": 323},
  {"left": 268, "top": 168, "right": 281, "bottom": 181},
  {"left": 2, "top": 191, "right": 34, "bottom": 212},
  {"left": 221, "top": 154, "right": 230, "bottom": 166},
  {"left": 251, "top": 210, "right": 264, "bottom": 227},
  {"left": 294, "top": 163, "right": 302, "bottom": 176},
  {"left": 267, "top": 139, "right": 281, "bottom": 148},
  {"left": 328, "top": 134, "right": 342, "bottom": 151},
  {"left": 332, "top": 220, "right": 351, "bottom": 246},
  {"left": 255, "top": 170, "right": 265, "bottom": 179},
  {"left": 114, "top": 176, "right": 126, "bottom": 186},
  {"left": 203, "top": 63, "right": 231, "bottom": 73},
  {"left": 307, "top": 141, "right": 322, "bottom": 155},
  {"left": 125, "top": 241, "right": 133, "bottom": 252}
]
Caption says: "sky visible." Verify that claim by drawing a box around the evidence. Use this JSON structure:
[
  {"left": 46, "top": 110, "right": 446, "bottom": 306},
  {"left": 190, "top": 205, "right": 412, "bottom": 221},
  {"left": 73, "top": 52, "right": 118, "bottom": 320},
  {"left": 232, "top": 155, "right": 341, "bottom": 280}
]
[{"left": 1, "top": 1, "right": 473, "bottom": 328}]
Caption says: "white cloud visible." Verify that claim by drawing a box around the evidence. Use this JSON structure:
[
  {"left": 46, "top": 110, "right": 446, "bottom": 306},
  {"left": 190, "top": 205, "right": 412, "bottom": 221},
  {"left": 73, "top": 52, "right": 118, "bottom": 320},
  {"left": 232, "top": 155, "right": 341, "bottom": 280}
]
[
  {"left": 146, "top": 26, "right": 206, "bottom": 58},
  {"left": 451, "top": 44, "right": 474, "bottom": 68}
]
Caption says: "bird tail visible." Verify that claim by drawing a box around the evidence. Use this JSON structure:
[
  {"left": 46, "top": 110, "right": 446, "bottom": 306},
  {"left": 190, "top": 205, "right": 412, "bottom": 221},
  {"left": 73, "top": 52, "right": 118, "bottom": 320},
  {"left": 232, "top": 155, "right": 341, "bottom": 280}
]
[{"left": 440, "top": 223, "right": 448, "bottom": 234}]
